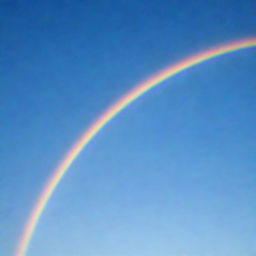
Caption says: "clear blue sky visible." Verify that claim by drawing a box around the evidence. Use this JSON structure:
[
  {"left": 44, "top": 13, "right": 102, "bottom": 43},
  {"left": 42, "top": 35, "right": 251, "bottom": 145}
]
[{"left": 1, "top": 0, "right": 256, "bottom": 255}]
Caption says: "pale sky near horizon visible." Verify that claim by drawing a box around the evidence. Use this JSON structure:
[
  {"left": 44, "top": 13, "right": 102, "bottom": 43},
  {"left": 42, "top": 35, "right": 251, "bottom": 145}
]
[{"left": 0, "top": 0, "right": 256, "bottom": 255}]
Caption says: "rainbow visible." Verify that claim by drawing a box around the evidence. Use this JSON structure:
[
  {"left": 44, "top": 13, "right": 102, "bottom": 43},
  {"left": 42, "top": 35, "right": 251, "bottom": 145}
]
[{"left": 14, "top": 37, "right": 256, "bottom": 256}]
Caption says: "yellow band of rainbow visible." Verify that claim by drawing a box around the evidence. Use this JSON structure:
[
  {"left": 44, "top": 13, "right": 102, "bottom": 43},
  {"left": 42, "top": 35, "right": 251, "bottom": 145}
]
[{"left": 14, "top": 37, "right": 256, "bottom": 256}]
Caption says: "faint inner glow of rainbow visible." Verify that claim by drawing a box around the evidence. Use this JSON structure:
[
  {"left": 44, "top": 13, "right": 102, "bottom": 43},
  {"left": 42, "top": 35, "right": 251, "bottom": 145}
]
[{"left": 15, "top": 37, "right": 256, "bottom": 256}]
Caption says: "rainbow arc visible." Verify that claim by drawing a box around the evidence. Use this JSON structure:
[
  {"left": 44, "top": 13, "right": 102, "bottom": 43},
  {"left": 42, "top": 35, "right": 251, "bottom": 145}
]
[{"left": 14, "top": 37, "right": 256, "bottom": 256}]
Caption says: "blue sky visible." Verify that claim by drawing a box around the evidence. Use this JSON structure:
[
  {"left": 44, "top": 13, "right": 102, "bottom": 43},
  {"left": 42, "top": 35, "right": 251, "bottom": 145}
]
[{"left": 0, "top": 0, "right": 256, "bottom": 255}]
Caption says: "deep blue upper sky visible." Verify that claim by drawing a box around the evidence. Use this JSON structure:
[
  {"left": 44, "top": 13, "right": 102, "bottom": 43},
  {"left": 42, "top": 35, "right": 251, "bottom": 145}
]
[{"left": 1, "top": 0, "right": 256, "bottom": 255}]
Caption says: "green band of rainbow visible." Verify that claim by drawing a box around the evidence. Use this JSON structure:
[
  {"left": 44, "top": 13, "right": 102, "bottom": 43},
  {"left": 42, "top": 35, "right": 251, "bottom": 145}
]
[{"left": 14, "top": 37, "right": 256, "bottom": 256}]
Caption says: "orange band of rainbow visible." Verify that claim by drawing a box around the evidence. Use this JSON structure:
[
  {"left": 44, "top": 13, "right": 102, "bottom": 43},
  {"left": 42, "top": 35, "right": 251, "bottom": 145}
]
[{"left": 14, "top": 37, "right": 256, "bottom": 256}]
